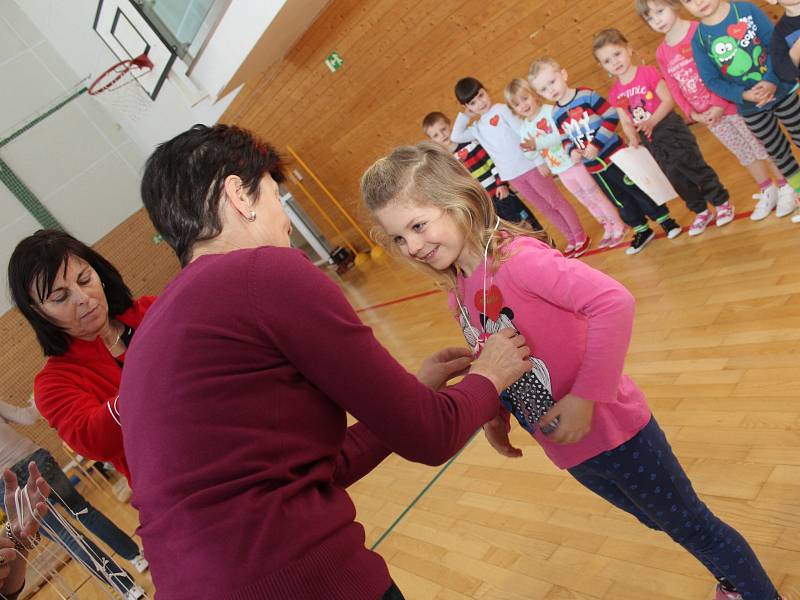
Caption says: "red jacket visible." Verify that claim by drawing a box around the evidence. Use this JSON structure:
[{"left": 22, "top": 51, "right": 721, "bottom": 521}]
[{"left": 34, "top": 296, "right": 155, "bottom": 482}]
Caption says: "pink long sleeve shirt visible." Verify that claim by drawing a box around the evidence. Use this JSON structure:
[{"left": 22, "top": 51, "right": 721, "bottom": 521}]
[
  {"left": 450, "top": 236, "right": 651, "bottom": 469},
  {"left": 656, "top": 21, "right": 737, "bottom": 119}
]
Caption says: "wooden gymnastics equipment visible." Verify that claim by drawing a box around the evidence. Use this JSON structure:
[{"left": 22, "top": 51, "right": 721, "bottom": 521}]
[{"left": 286, "top": 146, "right": 384, "bottom": 266}]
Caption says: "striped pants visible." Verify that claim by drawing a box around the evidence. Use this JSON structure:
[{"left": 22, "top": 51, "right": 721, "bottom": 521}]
[{"left": 742, "top": 92, "right": 800, "bottom": 187}]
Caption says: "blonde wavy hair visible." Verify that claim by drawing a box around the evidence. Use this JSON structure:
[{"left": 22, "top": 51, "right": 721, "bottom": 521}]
[{"left": 360, "top": 141, "right": 548, "bottom": 290}]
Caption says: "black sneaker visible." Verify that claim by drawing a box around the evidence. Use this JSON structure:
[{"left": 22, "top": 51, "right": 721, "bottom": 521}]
[
  {"left": 625, "top": 228, "right": 655, "bottom": 255},
  {"left": 660, "top": 218, "right": 682, "bottom": 239}
]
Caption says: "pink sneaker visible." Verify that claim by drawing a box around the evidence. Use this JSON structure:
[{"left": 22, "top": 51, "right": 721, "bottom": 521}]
[
  {"left": 716, "top": 202, "right": 735, "bottom": 227},
  {"left": 597, "top": 231, "right": 613, "bottom": 249},
  {"left": 689, "top": 210, "right": 714, "bottom": 236},
  {"left": 571, "top": 236, "right": 591, "bottom": 258},
  {"left": 714, "top": 584, "right": 742, "bottom": 600}
]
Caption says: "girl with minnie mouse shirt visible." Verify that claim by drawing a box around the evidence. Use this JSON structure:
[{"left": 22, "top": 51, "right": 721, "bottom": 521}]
[{"left": 598, "top": 27, "right": 731, "bottom": 238}]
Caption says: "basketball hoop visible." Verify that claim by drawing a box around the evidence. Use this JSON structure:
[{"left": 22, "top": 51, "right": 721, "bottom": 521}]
[{"left": 88, "top": 53, "right": 155, "bottom": 121}]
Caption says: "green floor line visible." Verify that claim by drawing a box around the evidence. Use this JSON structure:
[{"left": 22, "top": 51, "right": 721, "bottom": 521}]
[
  {"left": 370, "top": 430, "right": 478, "bottom": 551},
  {"left": 0, "top": 157, "right": 62, "bottom": 230},
  {"left": 0, "top": 86, "right": 87, "bottom": 231},
  {"left": 0, "top": 86, "right": 87, "bottom": 149}
]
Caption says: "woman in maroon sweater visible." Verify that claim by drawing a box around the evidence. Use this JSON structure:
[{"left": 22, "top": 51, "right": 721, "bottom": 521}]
[{"left": 122, "top": 124, "right": 532, "bottom": 600}]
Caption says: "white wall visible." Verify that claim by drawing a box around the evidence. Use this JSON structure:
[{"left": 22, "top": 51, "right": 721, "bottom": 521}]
[
  {"left": 10, "top": 0, "right": 241, "bottom": 157},
  {"left": 0, "top": 0, "right": 147, "bottom": 315}
]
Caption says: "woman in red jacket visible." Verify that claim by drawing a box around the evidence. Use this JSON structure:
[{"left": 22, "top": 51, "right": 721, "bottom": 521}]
[{"left": 7, "top": 230, "right": 153, "bottom": 485}]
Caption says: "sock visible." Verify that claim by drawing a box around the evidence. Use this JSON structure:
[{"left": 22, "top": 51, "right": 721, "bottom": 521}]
[
  {"left": 786, "top": 171, "right": 800, "bottom": 192},
  {"left": 633, "top": 224, "right": 649, "bottom": 233},
  {"left": 776, "top": 177, "right": 787, "bottom": 187},
  {"left": 759, "top": 178, "right": 773, "bottom": 191}
]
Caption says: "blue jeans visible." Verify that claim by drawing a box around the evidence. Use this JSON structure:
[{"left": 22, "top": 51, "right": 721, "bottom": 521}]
[
  {"left": 568, "top": 417, "right": 778, "bottom": 600},
  {"left": 3, "top": 448, "right": 138, "bottom": 592}
]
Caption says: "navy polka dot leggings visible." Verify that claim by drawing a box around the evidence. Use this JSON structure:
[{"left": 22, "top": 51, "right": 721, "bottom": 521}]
[{"left": 568, "top": 417, "right": 778, "bottom": 600}]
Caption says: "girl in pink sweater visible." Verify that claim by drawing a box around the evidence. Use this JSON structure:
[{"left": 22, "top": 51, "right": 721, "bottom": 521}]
[{"left": 361, "top": 141, "right": 784, "bottom": 600}]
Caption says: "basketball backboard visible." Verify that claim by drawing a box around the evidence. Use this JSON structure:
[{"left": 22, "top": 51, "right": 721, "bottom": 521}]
[{"left": 93, "top": 0, "right": 177, "bottom": 99}]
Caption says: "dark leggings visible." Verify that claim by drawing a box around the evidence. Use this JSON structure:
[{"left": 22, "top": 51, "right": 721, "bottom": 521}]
[
  {"left": 568, "top": 417, "right": 778, "bottom": 600},
  {"left": 643, "top": 111, "right": 729, "bottom": 213},
  {"left": 591, "top": 160, "right": 671, "bottom": 230},
  {"left": 381, "top": 581, "right": 405, "bottom": 599}
]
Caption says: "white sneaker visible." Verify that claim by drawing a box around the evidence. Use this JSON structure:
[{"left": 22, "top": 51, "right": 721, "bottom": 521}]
[
  {"left": 130, "top": 553, "right": 149, "bottom": 573},
  {"left": 776, "top": 185, "right": 798, "bottom": 217},
  {"left": 125, "top": 585, "right": 146, "bottom": 600},
  {"left": 792, "top": 209, "right": 800, "bottom": 224},
  {"left": 751, "top": 187, "right": 778, "bottom": 221}
]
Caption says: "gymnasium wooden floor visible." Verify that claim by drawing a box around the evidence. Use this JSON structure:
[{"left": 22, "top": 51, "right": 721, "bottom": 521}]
[{"left": 25, "top": 131, "right": 800, "bottom": 599}]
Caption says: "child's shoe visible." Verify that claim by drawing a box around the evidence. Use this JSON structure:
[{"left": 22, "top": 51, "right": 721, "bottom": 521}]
[
  {"left": 792, "top": 208, "right": 800, "bottom": 224},
  {"left": 688, "top": 210, "right": 713, "bottom": 236},
  {"left": 751, "top": 186, "right": 778, "bottom": 220},
  {"left": 660, "top": 218, "right": 683, "bottom": 239},
  {"left": 776, "top": 185, "right": 797, "bottom": 218},
  {"left": 597, "top": 231, "right": 613, "bottom": 249},
  {"left": 562, "top": 243, "right": 576, "bottom": 258},
  {"left": 625, "top": 228, "right": 655, "bottom": 255},
  {"left": 715, "top": 202, "right": 735, "bottom": 227},
  {"left": 714, "top": 584, "right": 743, "bottom": 600},
  {"left": 571, "top": 236, "right": 591, "bottom": 258}
]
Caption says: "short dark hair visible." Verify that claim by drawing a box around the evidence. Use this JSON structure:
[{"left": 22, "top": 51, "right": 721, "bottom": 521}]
[
  {"left": 455, "top": 77, "right": 484, "bottom": 104},
  {"left": 422, "top": 111, "right": 450, "bottom": 130},
  {"left": 140, "top": 124, "right": 285, "bottom": 266},
  {"left": 8, "top": 230, "right": 133, "bottom": 356}
]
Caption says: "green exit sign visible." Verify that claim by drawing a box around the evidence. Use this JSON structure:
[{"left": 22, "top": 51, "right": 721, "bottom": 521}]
[{"left": 325, "top": 51, "right": 343, "bottom": 72}]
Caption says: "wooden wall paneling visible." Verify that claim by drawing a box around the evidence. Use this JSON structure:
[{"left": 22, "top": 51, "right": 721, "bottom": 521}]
[{"left": 222, "top": 0, "right": 790, "bottom": 249}]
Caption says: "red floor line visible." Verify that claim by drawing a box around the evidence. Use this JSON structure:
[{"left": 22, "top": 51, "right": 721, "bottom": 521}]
[
  {"left": 582, "top": 208, "right": 755, "bottom": 258},
  {"left": 353, "top": 208, "right": 759, "bottom": 312},
  {"left": 355, "top": 289, "right": 442, "bottom": 313}
]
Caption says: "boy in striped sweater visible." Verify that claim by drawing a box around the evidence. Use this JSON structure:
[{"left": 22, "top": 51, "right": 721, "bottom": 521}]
[
  {"left": 422, "top": 111, "right": 542, "bottom": 231},
  {"left": 529, "top": 57, "right": 682, "bottom": 255}
]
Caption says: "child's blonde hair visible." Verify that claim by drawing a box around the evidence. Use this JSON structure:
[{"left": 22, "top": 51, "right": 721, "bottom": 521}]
[
  {"left": 361, "top": 141, "right": 544, "bottom": 289},
  {"left": 504, "top": 78, "right": 539, "bottom": 116},
  {"left": 592, "top": 28, "right": 630, "bottom": 58},
  {"left": 634, "top": 0, "right": 680, "bottom": 20},
  {"left": 528, "top": 56, "right": 562, "bottom": 82}
]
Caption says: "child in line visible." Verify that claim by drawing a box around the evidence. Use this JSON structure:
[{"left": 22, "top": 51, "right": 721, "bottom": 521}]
[
  {"left": 450, "top": 77, "right": 591, "bottom": 257},
  {"left": 685, "top": 0, "right": 800, "bottom": 220},
  {"left": 766, "top": 0, "right": 800, "bottom": 222},
  {"left": 639, "top": 0, "right": 794, "bottom": 223},
  {"left": 422, "top": 111, "right": 544, "bottom": 233},
  {"left": 528, "top": 57, "right": 682, "bottom": 255},
  {"left": 504, "top": 78, "right": 628, "bottom": 248},
  {"left": 361, "top": 141, "right": 785, "bottom": 600},
  {"left": 766, "top": 0, "right": 800, "bottom": 83},
  {"left": 594, "top": 28, "right": 731, "bottom": 236}
]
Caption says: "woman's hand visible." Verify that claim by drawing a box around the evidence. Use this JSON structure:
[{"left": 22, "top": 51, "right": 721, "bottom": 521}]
[
  {"left": 416, "top": 347, "right": 473, "bottom": 390},
  {"left": 469, "top": 329, "right": 530, "bottom": 392},
  {"left": 539, "top": 394, "right": 594, "bottom": 444},
  {"left": 0, "top": 464, "right": 49, "bottom": 597},
  {"left": 4, "top": 464, "right": 49, "bottom": 541},
  {"left": 482, "top": 413, "right": 522, "bottom": 458}
]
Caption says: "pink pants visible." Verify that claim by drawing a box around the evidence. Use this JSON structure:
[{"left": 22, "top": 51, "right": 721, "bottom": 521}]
[
  {"left": 558, "top": 163, "right": 625, "bottom": 236},
  {"left": 510, "top": 169, "right": 586, "bottom": 245}
]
